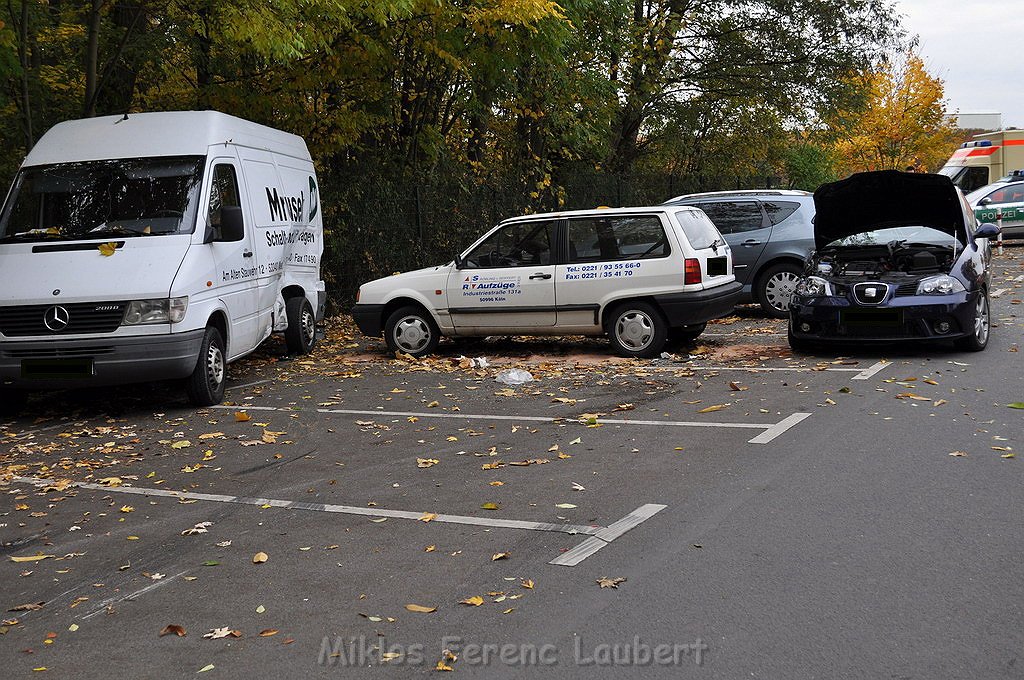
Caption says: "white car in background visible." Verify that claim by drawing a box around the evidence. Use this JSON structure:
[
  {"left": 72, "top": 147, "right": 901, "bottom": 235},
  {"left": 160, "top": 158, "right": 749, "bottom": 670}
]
[{"left": 352, "top": 206, "right": 742, "bottom": 359}]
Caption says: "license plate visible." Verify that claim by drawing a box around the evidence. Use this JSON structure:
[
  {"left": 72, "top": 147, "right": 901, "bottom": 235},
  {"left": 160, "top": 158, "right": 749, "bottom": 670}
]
[
  {"left": 706, "top": 256, "right": 727, "bottom": 277},
  {"left": 840, "top": 309, "right": 902, "bottom": 327},
  {"left": 22, "top": 358, "right": 95, "bottom": 379}
]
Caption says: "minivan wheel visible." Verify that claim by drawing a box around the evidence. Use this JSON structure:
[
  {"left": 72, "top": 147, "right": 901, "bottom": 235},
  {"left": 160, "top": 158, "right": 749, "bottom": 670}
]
[
  {"left": 186, "top": 326, "right": 227, "bottom": 406},
  {"left": 954, "top": 291, "right": 990, "bottom": 352},
  {"left": 608, "top": 302, "right": 667, "bottom": 359},
  {"left": 285, "top": 296, "right": 317, "bottom": 354},
  {"left": 757, "top": 263, "right": 803, "bottom": 318},
  {"left": 385, "top": 306, "right": 440, "bottom": 358},
  {"left": 0, "top": 388, "right": 28, "bottom": 417}
]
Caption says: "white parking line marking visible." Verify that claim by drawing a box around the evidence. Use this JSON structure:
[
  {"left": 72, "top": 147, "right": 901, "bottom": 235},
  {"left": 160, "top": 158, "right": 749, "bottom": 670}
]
[
  {"left": 551, "top": 504, "right": 667, "bottom": 566},
  {"left": 747, "top": 412, "right": 813, "bottom": 444},
  {"left": 210, "top": 405, "right": 810, "bottom": 444},
  {"left": 13, "top": 476, "right": 661, "bottom": 567},
  {"left": 82, "top": 570, "right": 188, "bottom": 620},
  {"left": 851, "top": 360, "right": 890, "bottom": 381}
]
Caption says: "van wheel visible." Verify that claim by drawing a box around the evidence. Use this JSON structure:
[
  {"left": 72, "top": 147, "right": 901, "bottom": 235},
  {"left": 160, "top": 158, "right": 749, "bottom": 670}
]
[
  {"left": 669, "top": 322, "right": 707, "bottom": 345},
  {"left": 0, "top": 388, "right": 27, "bottom": 417},
  {"left": 608, "top": 302, "right": 667, "bottom": 359},
  {"left": 285, "top": 296, "right": 317, "bottom": 354},
  {"left": 756, "top": 263, "right": 802, "bottom": 318},
  {"left": 385, "top": 306, "right": 440, "bottom": 358},
  {"left": 186, "top": 327, "right": 227, "bottom": 406},
  {"left": 954, "top": 291, "right": 990, "bottom": 352}
]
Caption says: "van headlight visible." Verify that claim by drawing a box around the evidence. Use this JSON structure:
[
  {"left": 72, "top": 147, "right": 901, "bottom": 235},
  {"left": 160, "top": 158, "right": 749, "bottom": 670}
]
[
  {"left": 122, "top": 297, "right": 189, "bottom": 325},
  {"left": 916, "top": 275, "right": 965, "bottom": 295},
  {"left": 794, "top": 276, "right": 831, "bottom": 297}
]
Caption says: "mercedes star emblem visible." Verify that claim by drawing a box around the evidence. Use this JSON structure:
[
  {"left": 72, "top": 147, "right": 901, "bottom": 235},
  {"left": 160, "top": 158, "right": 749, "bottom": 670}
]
[{"left": 43, "top": 305, "right": 70, "bottom": 332}]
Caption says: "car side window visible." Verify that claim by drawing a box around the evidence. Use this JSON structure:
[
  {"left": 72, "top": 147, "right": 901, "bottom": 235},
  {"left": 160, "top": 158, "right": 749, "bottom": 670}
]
[
  {"left": 695, "top": 201, "right": 764, "bottom": 234},
  {"left": 208, "top": 164, "right": 241, "bottom": 238},
  {"left": 762, "top": 201, "right": 800, "bottom": 225},
  {"left": 567, "top": 215, "right": 668, "bottom": 263},
  {"left": 463, "top": 220, "right": 555, "bottom": 268}
]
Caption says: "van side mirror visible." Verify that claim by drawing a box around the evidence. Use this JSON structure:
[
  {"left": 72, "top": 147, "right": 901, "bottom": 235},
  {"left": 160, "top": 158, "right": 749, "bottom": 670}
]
[{"left": 219, "top": 206, "right": 244, "bottom": 242}]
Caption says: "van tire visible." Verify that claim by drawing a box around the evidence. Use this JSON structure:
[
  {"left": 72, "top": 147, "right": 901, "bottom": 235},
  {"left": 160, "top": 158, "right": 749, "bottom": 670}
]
[
  {"left": 385, "top": 306, "right": 440, "bottom": 358},
  {"left": 0, "top": 389, "right": 27, "bottom": 417},
  {"left": 186, "top": 327, "right": 227, "bottom": 407},
  {"left": 607, "top": 302, "right": 667, "bottom": 358},
  {"left": 756, "top": 263, "right": 803, "bottom": 317},
  {"left": 285, "top": 296, "right": 317, "bottom": 354}
]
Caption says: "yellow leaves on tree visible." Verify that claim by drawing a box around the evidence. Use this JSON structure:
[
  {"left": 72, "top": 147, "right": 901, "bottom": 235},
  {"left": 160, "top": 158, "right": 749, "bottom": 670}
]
[{"left": 830, "top": 50, "right": 958, "bottom": 174}]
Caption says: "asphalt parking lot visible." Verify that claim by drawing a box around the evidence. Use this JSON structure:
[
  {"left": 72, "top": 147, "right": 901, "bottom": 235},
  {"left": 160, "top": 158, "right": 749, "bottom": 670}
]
[{"left": 2, "top": 248, "right": 1023, "bottom": 679}]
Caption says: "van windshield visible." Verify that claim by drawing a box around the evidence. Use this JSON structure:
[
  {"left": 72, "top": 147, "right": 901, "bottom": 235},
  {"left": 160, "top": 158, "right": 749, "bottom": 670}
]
[{"left": 0, "top": 156, "right": 205, "bottom": 242}]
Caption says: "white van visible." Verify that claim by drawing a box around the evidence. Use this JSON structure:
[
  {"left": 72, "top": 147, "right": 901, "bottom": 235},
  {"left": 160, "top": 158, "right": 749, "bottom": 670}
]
[
  {"left": 352, "top": 206, "right": 740, "bottom": 358},
  {"left": 0, "top": 111, "right": 325, "bottom": 413}
]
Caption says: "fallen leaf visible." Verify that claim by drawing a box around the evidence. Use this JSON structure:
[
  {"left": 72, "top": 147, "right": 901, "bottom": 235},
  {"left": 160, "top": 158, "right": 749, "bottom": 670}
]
[
  {"left": 252, "top": 552, "right": 268, "bottom": 564},
  {"left": 520, "top": 579, "right": 534, "bottom": 589},
  {"left": 481, "top": 503, "right": 499, "bottom": 510},
  {"left": 234, "top": 411, "right": 251, "bottom": 422},
  {"left": 170, "top": 440, "right": 191, "bottom": 449},
  {"left": 419, "top": 512, "right": 437, "bottom": 523},
  {"left": 259, "top": 629, "right": 278, "bottom": 637},
  {"left": 555, "top": 503, "right": 577, "bottom": 509},
  {"left": 97, "top": 241, "right": 118, "bottom": 256},
  {"left": 425, "top": 545, "right": 436, "bottom": 552},
  {"left": 1008, "top": 403, "right": 1024, "bottom": 410},
  {"left": 697, "top": 404, "right": 728, "bottom": 413},
  {"left": 160, "top": 624, "right": 187, "bottom": 637},
  {"left": 1002, "top": 453, "right": 1016, "bottom": 459},
  {"left": 255, "top": 605, "right": 265, "bottom": 614},
  {"left": 8, "top": 602, "right": 45, "bottom": 612},
  {"left": 9, "top": 555, "right": 53, "bottom": 563},
  {"left": 416, "top": 458, "right": 439, "bottom": 468},
  {"left": 491, "top": 552, "right": 510, "bottom": 561},
  {"left": 404, "top": 604, "right": 437, "bottom": 613},
  {"left": 949, "top": 451, "right": 967, "bottom": 457},
  {"left": 460, "top": 596, "right": 484, "bottom": 606},
  {"left": 596, "top": 576, "right": 627, "bottom": 589},
  {"left": 895, "top": 393, "right": 931, "bottom": 401},
  {"left": 728, "top": 381, "right": 748, "bottom": 391},
  {"left": 197, "top": 664, "right": 215, "bottom": 673},
  {"left": 96, "top": 477, "right": 123, "bottom": 487},
  {"left": 119, "top": 505, "right": 134, "bottom": 513}
]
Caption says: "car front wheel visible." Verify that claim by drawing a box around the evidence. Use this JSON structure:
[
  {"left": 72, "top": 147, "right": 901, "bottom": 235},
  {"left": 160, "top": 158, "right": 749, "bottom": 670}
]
[
  {"left": 756, "top": 263, "right": 803, "bottom": 318},
  {"left": 608, "top": 302, "right": 667, "bottom": 358},
  {"left": 954, "top": 291, "right": 990, "bottom": 352},
  {"left": 385, "top": 306, "right": 441, "bottom": 357}
]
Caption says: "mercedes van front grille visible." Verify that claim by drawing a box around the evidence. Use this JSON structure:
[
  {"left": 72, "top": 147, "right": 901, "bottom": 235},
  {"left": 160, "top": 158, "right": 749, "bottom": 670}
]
[{"left": 0, "top": 302, "right": 126, "bottom": 337}]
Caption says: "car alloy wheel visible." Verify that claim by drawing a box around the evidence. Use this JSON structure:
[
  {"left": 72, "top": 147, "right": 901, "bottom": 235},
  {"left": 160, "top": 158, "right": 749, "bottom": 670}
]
[
  {"left": 763, "top": 269, "right": 801, "bottom": 314},
  {"left": 974, "top": 293, "right": 990, "bottom": 345}
]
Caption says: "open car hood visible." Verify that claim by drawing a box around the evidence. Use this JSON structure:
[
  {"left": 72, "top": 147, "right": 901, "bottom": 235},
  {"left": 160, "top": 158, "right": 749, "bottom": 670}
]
[{"left": 813, "top": 171, "right": 966, "bottom": 250}]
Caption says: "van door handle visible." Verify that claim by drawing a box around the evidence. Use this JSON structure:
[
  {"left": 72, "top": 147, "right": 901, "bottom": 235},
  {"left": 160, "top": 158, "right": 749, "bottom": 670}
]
[
  {"left": 741, "top": 239, "right": 761, "bottom": 247},
  {"left": 243, "top": 250, "right": 253, "bottom": 257},
  {"left": 529, "top": 273, "right": 552, "bottom": 280}
]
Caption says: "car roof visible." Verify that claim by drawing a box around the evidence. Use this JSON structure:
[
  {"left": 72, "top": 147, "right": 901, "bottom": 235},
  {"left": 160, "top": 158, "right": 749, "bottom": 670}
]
[
  {"left": 664, "top": 189, "right": 812, "bottom": 202},
  {"left": 498, "top": 205, "right": 705, "bottom": 224}
]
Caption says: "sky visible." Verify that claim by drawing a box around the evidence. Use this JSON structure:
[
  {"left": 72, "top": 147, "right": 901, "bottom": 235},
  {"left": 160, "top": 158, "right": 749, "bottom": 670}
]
[{"left": 895, "top": 0, "right": 1024, "bottom": 128}]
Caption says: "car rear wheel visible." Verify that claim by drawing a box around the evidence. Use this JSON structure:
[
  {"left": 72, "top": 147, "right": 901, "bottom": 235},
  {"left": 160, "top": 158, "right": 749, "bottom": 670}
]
[
  {"left": 285, "top": 296, "right": 317, "bottom": 354},
  {"left": 954, "top": 291, "right": 990, "bottom": 352},
  {"left": 186, "top": 326, "right": 227, "bottom": 406},
  {"left": 608, "top": 302, "right": 667, "bottom": 358},
  {"left": 385, "top": 306, "right": 440, "bottom": 358},
  {"left": 756, "top": 263, "right": 803, "bottom": 318}
]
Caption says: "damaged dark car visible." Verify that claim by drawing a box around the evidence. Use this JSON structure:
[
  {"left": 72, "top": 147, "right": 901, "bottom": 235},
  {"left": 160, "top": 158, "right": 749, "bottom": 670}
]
[{"left": 788, "top": 170, "right": 1000, "bottom": 352}]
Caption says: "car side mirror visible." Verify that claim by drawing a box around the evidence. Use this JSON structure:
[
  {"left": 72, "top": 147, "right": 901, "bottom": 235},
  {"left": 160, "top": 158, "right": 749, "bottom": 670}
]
[
  {"left": 974, "top": 222, "right": 1000, "bottom": 241},
  {"left": 218, "top": 206, "right": 245, "bottom": 242},
  {"left": 979, "top": 197, "right": 992, "bottom": 206},
  {"left": 454, "top": 253, "right": 465, "bottom": 269}
]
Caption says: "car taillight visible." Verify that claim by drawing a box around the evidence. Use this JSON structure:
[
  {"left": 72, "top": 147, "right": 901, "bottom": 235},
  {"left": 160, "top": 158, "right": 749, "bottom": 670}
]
[{"left": 684, "top": 258, "right": 701, "bottom": 285}]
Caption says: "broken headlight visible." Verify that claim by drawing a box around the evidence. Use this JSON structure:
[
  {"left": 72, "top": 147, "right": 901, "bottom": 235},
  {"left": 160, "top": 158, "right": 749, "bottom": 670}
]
[{"left": 794, "top": 276, "right": 832, "bottom": 297}]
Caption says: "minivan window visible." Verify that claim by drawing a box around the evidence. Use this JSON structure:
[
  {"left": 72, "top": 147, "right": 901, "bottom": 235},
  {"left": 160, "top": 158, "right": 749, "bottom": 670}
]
[
  {"left": 674, "top": 210, "right": 722, "bottom": 250},
  {"left": 567, "top": 215, "right": 668, "bottom": 262},
  {"left": 463, "top": 220, "right": 555, "bottom": 268},
  {"left": 695, "top": 201, "right": 764, "bottom": 234},
  {"left": 0, "top": 156, "right": 205, "bottom": 242},
  {"left": 762, "top": 201, "right": 800, "bottom": 225}
]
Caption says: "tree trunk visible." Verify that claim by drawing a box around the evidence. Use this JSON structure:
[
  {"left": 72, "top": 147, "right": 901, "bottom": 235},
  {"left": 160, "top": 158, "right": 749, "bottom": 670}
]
[
  {"left": 83, "top": 0, "right": 103, "bottom": 117},
  {"left": 14, "top": 0, "right": 34, "bottom": 148},
  {"left": 195, "top": 7, "right": 213, "bottom": 110}
]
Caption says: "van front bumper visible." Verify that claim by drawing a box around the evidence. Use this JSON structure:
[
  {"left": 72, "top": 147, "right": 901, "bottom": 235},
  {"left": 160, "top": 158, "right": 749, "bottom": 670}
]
[
  {"left": 0, "top": 330, "right": 205, "bottom": 389},
  {"left": 654, "top": 282, "right": 743, "bottom": 327}
]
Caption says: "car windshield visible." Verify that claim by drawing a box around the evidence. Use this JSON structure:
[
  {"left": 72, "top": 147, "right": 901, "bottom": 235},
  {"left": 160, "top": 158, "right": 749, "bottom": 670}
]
[
  {"left": 824, "top": 226, "right": 962, "bottom": 249},
  {"left": 0, "top": 156, "right": 205, "bottom": 242}
]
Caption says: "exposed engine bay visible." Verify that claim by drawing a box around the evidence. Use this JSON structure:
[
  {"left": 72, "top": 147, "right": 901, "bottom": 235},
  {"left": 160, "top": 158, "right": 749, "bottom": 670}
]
[{"left": 808, "top": 240, "right": 956, "bottom": 283}]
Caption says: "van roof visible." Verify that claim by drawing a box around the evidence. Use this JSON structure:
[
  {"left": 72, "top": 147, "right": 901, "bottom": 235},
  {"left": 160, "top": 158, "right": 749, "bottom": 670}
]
[{"left": 24, "top": 111, "right": 310, "bottom": 167}]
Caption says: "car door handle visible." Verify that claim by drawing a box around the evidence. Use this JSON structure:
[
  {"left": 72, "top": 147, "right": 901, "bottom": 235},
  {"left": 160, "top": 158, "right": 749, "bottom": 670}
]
[
  {"left": 741, "top": 239, "right": 761, "bottom": 247},
  {"left": 243, "top": 250, "right": 253, "bottom": 257},
  {"left": 529, "top": 273, "right": 552, "bottom": 280}
]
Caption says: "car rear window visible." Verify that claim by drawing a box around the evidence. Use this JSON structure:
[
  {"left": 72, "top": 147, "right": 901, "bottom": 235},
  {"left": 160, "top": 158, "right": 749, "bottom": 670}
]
[
  {"left": 762, "top": 201, "right": 800, "bottom": 225},
  {"left": 674, "top": 210, "right": 722, "bottom": 250}
]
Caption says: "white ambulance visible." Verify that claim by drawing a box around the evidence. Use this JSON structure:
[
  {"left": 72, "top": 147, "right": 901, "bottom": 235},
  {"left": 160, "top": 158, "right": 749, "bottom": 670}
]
[
  {"left": 352, "top": 206, "right": 741, "bottom": 359},
  {"left": 0, "top": 111, "right": 325, "bottom": 413}
]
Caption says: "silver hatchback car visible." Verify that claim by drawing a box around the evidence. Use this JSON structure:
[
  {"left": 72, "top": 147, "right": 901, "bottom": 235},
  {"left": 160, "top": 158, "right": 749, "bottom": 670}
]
[{"left": 663, "top": 190, "right": 815, "bottom": 317}]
